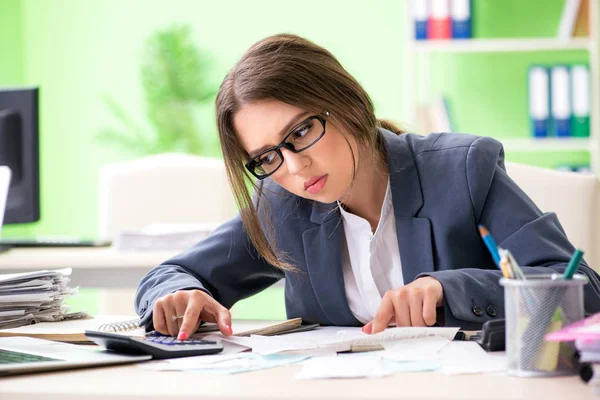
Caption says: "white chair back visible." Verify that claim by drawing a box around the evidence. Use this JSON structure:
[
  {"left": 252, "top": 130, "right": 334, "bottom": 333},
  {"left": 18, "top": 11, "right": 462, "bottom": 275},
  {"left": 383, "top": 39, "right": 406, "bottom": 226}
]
[
  {"left": 505, "top": 161, "right": 599, "bottom": 270},
  {"left": 98, "top": 153, "right": 238, "bottom": 241}
]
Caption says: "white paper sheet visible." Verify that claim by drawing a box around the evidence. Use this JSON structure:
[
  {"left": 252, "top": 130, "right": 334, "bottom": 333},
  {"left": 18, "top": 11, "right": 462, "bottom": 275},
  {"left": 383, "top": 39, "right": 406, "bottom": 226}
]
[
  {"left": 295, "top": 354, "right": 390, "bottom": 380},
  {"left": 248, "top": 326, "right": 458, "bottom": 355},
  {"left": 382, "top": 336, "right": 451, "bottom": 361},
  {"left": 438, "top": 341, "right": 507, "bottom": 375},
  {"left": 148, "top": 353, "right": 308, "bottom": 374}
]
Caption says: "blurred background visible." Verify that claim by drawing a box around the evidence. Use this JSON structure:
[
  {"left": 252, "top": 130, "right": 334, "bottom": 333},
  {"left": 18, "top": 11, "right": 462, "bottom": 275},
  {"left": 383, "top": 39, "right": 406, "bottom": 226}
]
[{"left": 0, "top": 0, "right": 597, "bottom": 319}]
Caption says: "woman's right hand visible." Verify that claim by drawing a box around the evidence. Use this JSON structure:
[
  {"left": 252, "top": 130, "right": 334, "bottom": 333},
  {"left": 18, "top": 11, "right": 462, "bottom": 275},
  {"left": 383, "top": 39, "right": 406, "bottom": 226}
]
[{"left": 152, "top": 289, "right": 232, "bottom": 340}]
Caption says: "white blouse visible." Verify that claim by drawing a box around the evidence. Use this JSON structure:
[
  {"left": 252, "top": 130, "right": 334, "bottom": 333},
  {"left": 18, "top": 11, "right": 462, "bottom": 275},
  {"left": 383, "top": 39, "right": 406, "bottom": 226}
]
[{"left": 339, "top": 180, "right": 404, "bottom": 324}]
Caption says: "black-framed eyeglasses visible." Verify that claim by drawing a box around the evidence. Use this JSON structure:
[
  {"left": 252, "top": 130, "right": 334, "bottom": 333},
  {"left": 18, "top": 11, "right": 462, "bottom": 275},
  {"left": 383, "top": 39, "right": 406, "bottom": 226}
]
[{"left": 245, "top": 111, "right": 329, "bottom": 180}]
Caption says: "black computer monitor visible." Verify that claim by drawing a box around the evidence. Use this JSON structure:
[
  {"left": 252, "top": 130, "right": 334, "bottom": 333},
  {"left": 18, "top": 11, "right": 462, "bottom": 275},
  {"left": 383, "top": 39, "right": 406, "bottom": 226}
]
[{"left": 0, "top": 88, "right": 40, "bottom": 224}]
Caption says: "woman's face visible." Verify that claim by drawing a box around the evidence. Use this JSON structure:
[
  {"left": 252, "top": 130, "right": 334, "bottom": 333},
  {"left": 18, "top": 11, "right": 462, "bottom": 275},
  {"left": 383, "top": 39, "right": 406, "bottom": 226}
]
[{"left": 234, "top": 100, "right": 356, "bottom": 203}]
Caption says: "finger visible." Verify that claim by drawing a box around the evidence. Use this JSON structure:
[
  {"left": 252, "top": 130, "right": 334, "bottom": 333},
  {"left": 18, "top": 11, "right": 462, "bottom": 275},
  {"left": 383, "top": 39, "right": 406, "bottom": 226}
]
[
  {"left": 205, "top": 301, "right": 232, "bottom": 336},
  {"left": 163, "top": 298, "right": 180, "bottom": 337},
  {"left": 408, "top": 291, "right": 426, "bottom": 326},
  {"left": 422, "top": 288, "right": 438, "bottom": 326},
  {"left": 362, "top": 322, "right": 372, "bottom": 334},
  {"left": 392, "top": 291, "right": 411, "bottom": 327},
  {"left": 371, "top": 295, "right": 394, "bottom": 334},
  {"left": 174, "top": 296, "right": 188, "bottom": 332},
  {"left": 152, "top": 299, "right": 168, "bottom": 335},
  {"left": 178, "top": 297, "right": 203, "bottom": 340}
]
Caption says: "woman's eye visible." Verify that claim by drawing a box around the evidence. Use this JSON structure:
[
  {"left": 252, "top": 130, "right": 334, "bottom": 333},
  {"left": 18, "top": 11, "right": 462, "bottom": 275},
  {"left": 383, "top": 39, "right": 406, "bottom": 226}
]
[
  {"left": 292, "top": 124, "right": 311, "bottom": 138},
  {"left": 259, "top": 153, "right": 276, "bottom": 165}
]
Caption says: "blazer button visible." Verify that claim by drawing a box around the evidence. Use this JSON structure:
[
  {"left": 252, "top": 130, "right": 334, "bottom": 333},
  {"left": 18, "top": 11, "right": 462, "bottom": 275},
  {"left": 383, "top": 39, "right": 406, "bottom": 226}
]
[
  {"left": 472, "top": 305, "right": 483, "bottom": 317},
  {"left": 486, "top": 304, "right": 497, "bottom": 317}
]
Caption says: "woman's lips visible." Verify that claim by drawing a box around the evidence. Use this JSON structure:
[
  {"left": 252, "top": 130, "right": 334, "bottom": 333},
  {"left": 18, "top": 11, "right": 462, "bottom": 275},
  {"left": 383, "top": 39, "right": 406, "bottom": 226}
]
[{"left": 304, "top": 175, "right": 328, "bottom": 194}]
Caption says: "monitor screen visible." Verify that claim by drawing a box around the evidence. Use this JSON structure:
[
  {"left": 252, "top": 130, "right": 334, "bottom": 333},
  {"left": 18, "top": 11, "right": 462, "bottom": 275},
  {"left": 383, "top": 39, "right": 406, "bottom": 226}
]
[{"left": 0, "top": 88, "right": 40, "bottom": 224}]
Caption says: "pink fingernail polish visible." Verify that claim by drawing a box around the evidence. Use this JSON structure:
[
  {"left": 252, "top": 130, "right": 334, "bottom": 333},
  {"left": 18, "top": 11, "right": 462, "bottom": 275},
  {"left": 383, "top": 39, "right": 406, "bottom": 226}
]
[{"left": 177, "top": 332, "right": 187, "bottom": 340}]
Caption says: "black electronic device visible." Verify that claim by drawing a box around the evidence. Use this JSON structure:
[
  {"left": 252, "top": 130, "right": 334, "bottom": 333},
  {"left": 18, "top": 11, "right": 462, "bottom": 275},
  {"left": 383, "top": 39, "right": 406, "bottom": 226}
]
[
  {"left": 471, "top": 318, "right": 505, "bottom": 352},
  {"left": 85, "top": 330, "right": 224, "bottom": 359},
  {"left": 0, "top": 88, "right": 39, "bottom": 224}
]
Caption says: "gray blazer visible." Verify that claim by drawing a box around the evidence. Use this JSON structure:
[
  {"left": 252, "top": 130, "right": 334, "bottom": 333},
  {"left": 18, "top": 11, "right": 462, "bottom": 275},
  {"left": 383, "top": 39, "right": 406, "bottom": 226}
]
[{"left": 135, "top": 130, "right": 600, "bottom": 330}]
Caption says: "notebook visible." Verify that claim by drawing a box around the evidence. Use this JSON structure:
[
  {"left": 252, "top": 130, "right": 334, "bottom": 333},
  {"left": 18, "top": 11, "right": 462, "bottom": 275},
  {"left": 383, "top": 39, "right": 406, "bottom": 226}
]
[
  {"left": 0, "top": 316, "right": 311, "bottom": 342},
  {"left": 0, "top": 316, "right": 146, "bottom": 343}
]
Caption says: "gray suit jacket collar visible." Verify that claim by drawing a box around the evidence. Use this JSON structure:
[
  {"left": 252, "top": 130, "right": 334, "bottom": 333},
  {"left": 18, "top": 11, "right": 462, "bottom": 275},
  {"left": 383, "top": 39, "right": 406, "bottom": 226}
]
[{"left": 303, "top": 129, "right": 435, "bottom": 325}]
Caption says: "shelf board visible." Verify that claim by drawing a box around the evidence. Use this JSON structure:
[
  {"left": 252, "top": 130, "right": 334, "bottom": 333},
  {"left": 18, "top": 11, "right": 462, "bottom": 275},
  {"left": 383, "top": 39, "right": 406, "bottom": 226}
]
[
  {"left": 501, "top": 137, "right": 590, "bottom": 152},
  {"left": 412, "top": 38, "right": 591, "bottom": 53}
]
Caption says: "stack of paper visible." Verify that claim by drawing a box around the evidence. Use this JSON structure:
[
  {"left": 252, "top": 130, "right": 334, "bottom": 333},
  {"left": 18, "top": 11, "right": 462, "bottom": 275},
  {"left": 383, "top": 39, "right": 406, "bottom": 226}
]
[{"left": 0, "top": 268, "right": 85, "bottom": 329}]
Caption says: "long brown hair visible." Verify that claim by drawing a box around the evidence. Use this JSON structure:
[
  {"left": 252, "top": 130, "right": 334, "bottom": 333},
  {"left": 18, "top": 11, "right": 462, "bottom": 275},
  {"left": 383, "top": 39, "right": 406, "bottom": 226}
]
[{"left": 216, "top": 33, "right": 403, "bottom": 270}]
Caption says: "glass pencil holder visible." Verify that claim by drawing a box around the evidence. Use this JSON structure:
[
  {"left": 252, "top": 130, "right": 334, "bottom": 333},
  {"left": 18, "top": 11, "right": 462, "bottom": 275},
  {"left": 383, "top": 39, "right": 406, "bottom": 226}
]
[{"left": 500, "top": 274, "right": 588, "bottom": 377}]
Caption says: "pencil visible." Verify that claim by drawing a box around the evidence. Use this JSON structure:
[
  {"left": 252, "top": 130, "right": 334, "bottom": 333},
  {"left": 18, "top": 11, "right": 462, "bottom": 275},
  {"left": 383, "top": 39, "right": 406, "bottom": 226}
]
[{"left": 478, "top": 225, "right": 501, "bottom": 266}]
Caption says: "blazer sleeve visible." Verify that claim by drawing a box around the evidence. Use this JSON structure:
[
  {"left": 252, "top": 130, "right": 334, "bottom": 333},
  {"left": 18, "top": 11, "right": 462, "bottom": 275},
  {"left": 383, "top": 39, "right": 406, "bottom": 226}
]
[
  {"left": 420, "top": 136, "right": 600, "bottom": 329},
  {"left": 134, "top": 213, "right": 285, "bottom": 328}
]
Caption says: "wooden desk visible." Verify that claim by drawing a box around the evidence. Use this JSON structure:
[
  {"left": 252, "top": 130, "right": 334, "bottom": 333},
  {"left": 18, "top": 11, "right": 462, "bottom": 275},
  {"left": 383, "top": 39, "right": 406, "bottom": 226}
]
[
  {"left": 0, "top": 362, "right": 593, "bottom": 400},
  {"left": 0, "top": 247, "right": 177, "bottom": 288}
]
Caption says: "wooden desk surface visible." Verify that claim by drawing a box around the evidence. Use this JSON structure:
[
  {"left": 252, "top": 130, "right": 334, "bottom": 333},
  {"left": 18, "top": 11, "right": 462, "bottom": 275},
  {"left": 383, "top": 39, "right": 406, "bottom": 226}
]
[{"left": 0, "top": 362, "right": 593, "bottom": 400}]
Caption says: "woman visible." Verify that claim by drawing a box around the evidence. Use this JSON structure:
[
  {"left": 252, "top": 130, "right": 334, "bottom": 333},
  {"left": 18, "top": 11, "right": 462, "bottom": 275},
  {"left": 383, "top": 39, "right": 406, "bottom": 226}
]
[{"left": 135, "top": 34, "right": 600, "bottom": 341}]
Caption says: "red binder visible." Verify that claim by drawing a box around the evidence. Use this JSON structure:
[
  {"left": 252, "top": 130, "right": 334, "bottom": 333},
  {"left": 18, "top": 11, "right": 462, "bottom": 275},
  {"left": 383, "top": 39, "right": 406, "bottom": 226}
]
[{"left": 428, "top": 0, "right": 451, "bottom": 39}]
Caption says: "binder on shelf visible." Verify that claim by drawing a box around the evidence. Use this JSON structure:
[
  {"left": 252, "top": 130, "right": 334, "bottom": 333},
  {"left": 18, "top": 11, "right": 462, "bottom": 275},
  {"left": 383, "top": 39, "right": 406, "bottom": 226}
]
[
  {"left": 528, "top": 66, "right": 550, "bottom": 138},
  {"left": 413, "top": 0, "right": 428, "bottom": 40},
  {"left": 451, "top": 0, "right": 472, "bottom": 39},
  {"left": 550, "top": 65, "right": 571, "bottom": 137},
  {"left": 570, "top": 65, "right": 590, "bottom": 137},
  {"left": 557, "top": 0, "right": 582, "bottom": 39},
  {"left": 428, "top": 0, "right": 451, "bottom": 40}
]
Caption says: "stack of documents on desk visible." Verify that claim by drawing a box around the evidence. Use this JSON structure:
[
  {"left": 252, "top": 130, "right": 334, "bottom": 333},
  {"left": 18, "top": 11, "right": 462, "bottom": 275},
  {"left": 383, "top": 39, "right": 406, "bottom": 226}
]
[{"left": 0, "top": 268, "right": 85, "bottom": 329}]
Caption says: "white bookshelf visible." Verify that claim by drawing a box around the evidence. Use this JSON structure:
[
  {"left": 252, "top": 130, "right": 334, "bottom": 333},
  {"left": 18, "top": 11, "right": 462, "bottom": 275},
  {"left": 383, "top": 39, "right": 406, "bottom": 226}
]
[
  {"left": 501, "top": 137, "right": 590, "bottom": 152},
  {"left": 412, "top": 38, "right": 591, "bottom": 53},
  {"left": 404, "top": 1, "right": 600, "bottom": 174}
]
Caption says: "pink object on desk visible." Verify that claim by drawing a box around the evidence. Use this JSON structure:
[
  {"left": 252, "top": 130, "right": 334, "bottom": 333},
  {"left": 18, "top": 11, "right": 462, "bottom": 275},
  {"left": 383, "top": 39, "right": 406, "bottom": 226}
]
[{"left": 545, "top": 312, "right": 600, "bottom": 341}]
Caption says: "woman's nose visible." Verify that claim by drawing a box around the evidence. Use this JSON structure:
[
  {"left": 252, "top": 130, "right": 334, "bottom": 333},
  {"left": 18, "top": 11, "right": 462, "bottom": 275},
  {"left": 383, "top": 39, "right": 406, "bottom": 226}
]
[{"left": 281, "top": 148, "right": 309, "bottom": 176}]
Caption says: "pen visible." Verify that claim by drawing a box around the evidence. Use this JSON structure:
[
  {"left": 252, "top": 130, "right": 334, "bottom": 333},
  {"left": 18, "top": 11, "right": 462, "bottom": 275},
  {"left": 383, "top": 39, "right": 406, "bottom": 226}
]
[
  {"left": 563, "top": 249, "right": 584, "bottom": 280},
  {"left": 478, "top": 225, "right": 501, "bottom": 266}
]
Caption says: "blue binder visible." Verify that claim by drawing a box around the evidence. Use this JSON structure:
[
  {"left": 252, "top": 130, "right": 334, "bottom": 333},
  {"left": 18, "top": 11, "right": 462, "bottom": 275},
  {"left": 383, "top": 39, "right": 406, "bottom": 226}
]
[
  {"left": 528, "top": 66, "right": 550, "bottom": 138},
  {"left": 413, "top": 0, "right": 428, "bottom": 40},
  {"left": 451, "top": 0, "right": 472, "bottom": 39}
]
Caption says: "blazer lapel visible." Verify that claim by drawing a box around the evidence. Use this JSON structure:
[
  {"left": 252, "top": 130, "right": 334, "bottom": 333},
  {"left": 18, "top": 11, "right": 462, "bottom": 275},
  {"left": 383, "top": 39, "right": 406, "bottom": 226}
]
[
  {"left": 302, "top": 202, "right": 360, "bottom": 326},
  {"left": 382, "top": 130, "right": 435, "bottom": 282}
]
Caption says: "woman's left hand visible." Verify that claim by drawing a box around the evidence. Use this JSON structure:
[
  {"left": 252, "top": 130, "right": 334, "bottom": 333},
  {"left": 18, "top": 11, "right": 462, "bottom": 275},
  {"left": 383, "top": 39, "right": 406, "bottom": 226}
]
[{"left": 363, "top": 276, "right": 444, "bottom": 334}]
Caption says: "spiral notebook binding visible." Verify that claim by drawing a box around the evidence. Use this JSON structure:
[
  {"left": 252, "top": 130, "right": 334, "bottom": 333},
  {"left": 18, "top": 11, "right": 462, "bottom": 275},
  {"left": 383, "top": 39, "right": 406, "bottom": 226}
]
[{"left": 98, "top": 319, "right": 141, "bottom": 333}]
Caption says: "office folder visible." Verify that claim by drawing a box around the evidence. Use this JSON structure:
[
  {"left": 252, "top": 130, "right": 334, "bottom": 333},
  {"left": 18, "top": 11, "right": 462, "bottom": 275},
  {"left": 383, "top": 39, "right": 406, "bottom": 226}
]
[
  {"left": 528, "top": 66, "right": 550, "bottom": 138},
  {"left": 570, "top": 65, "right": 590, "bottom": 137},
  {"left": 451, "top": 0, "right": 472, "bottom": 39},
  {"left": 428, "top": 0, "right": 451, "bottom": 39},
  {"left": 413, "top": 0, "right": 428, "bottom": 40},
  {"left": 551, "top": 65, "right": 571, "bottom": 137}
]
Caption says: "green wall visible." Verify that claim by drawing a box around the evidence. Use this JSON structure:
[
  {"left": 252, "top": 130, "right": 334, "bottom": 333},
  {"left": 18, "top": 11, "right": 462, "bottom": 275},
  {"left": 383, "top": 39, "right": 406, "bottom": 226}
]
[
  {"left": 0, "top": 0, "right": 24, "bottom": 85},
  {"left": 3, "top": 0, "right": 408, "bottom": 238}
]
